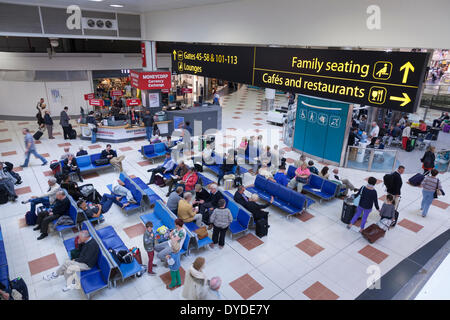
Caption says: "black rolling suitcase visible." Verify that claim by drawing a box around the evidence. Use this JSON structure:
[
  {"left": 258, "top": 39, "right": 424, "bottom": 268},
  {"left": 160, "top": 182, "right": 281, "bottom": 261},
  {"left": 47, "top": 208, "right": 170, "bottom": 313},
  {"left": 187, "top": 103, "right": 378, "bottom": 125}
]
[
  {"left": 255, "top": 218, "right": 268, "bottom": 238},
  {"left": 341, "top": 200, "right": 356, "bottom": 224},
  {"left": 408, "top": 171, "right": 429, "bottom": 186},
  {"left": 69, "top": 129, "right": 77, "bottom": 140},
  {"left": 33, "top": 130, "right": 44, "bottom": 140}
]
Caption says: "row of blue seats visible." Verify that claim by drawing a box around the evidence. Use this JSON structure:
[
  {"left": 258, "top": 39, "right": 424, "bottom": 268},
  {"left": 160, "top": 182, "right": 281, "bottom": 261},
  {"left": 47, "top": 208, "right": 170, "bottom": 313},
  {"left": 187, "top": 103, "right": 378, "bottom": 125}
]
[
  {"left": 59, "top": 153, "right": 113, "bottom": 174},
  {"left": 246, "top": 175, "right": 309, "bottom": 217},
  {"left": 63, "top": 220, "right": 142, "bottom": 298},
  {"left": 106, "top": 173, "right": 144, "bottom": 214},
  {"left": 203, "top": 153, "right": 248, "bottom": 176},
  {"left": 131, "top": 176, "right": 163, "bottom": 205},
  {"left": 222, "top": 192, "right": 252, "bottom": 239},
  {"left": 140, "top": 142, "right": 168, "bottom": 162},
  {"left": 0, "top": 226, "right": 9, "bottom": 292}
]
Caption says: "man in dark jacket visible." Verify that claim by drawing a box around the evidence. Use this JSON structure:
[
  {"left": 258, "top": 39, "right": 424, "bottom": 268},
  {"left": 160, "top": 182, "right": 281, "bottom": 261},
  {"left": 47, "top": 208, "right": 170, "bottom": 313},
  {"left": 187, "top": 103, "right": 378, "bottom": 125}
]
[
  {"left": 386, "top": 165, "right": 404, "bottom": 209},
  {"left": 62, "top": 154, "right": 83, "bottom": 182},
  {"left": 34, "top": 191, "right": 71, "bottom": 240},
  {"left": 44, "top": 110, "right": 55, "bottom": 139},
  {"left": 234, "top": 185, "right": 250, "bottom": 208},
  {"left": 59, "top": 106, "right": 71, "bottom": 140},
  {"left": 43, "top": 230, "right": 99, "bottom": 292},
  {"left": 142, "top": 109, "right": 154, "bottom": 141},
  {"left": 101, "top": 144, "right": 125, "bottom": 172},
  {"left": 199, "top": 184, "right": 223, "bottom": 225},
  {"left": 246, "top": 194, "right": 273, "bottom": 222}
]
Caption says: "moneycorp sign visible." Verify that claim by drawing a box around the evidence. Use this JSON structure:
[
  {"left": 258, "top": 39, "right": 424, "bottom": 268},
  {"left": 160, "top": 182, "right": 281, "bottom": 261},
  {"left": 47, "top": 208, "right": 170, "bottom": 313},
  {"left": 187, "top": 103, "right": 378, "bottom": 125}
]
[{"left": 171, "top": 44, "right": 429, "bottom": 113}]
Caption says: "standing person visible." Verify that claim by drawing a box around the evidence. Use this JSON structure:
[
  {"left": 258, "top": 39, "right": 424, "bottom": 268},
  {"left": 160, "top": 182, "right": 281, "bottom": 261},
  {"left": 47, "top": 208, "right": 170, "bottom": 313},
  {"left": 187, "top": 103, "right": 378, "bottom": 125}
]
[
  {"left": 20, "top": 128, "right": 48, "bottom": 168},
  {"left": 347, "top": 177, "right": 380, "bottom": 232},
  {"left": 212, "top": 90, "right": 220, "bottom": 105},
  {"left": 143, "top": 222, "right": 157, "bottom": 276},
  {"left": 182, "top": 257, "right": 208, "bottom": 300},
  {"left": 421, "top": 146, "right": 436, "bottom": 174},
  {"left": 368, "top": 121, "right": 380, "bottom": 146},
  {"left": 142, "top": 109, "right": 154, "bottom": 142},
  {"left": 60, "top": 106, "right": 71, "bottom": 140},
  {"left": 86, "top": 111, "right": 97, "bottom": 144},
  {"left": 100, "top": 144, "right": 125, "bottom": 172},
  {"left": 166, "top": 241, "right": 182, "bottom": 289},
  {"left": 386, "top": 165, "right": 404, "bottom": 209},
  {"left": 358, "top": 115, "right": 367, "bottom": 131},
  {"left": 420, "top": 169, "right": 443, "bottom": 218},
  {"left": 128, "top": 107, "right": 139, "bottom": 126},
  {"left": 44, "top": 110, "right": 54, "bottom": 139},
  {"left": 401, "top": 123, "right": 411, "bottom": 150},
  {"left": 184, "top": 121, "right": 193, "bottom": 135},
  {"left": 209, "top": 199, "right": 233, "bottom": 249}
]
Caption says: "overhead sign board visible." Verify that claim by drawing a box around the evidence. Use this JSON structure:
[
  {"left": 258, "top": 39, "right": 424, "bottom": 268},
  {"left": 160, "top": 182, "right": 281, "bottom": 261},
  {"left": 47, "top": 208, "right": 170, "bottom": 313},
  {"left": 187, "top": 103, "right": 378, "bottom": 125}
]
[
  {"left": 84, "top": 93, "right": 95, "bottom": 100},
  {"left": 171, "top": 44, "right": 429, "bottom": 112},
  {"left": 88, "top": 99, "right": 104, "bottom": 107},
  {"left": 126, "top": 98, "right": 141, "bottom": 106},
  {"left": 130, "top": 70, "right": 172, "bottom": 90}
]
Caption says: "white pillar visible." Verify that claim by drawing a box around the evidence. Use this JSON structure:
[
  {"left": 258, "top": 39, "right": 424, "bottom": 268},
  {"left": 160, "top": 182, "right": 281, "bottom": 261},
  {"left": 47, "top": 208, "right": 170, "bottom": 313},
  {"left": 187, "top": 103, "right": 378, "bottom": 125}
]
[{"left": 142, "top": 40, "right": 157, "bottom": 71}]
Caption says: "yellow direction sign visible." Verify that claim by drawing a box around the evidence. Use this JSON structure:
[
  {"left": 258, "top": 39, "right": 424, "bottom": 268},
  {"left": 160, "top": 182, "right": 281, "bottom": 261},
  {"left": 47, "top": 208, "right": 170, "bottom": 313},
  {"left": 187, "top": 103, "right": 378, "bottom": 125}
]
[
  {"left": 390, "top": 93, "right": 411, "bottom": 106},
  {"left": 173, "top": 50, "right": 176, "bottom": 60},
  {"left": 400, "top": 62, "right": 415, "bottom": 84}
]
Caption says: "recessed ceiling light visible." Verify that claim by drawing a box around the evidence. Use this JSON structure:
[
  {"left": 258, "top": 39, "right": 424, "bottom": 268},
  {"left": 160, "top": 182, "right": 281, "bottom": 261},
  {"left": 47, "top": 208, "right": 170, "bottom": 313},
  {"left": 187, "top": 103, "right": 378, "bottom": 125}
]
[
  {"left": 89, "top": 0, "right": 104, "bottom": 2},
  {"left": 110, "top": 4, "right": 124, "bottom": 8}
]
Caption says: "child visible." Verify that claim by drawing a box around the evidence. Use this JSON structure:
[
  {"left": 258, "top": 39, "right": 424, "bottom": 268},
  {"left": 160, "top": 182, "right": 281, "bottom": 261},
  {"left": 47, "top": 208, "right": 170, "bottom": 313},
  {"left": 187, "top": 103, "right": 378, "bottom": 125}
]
[
  {"left": 378, "top": 194, "right": 395, "bottom": 230},
  {"left": 143, "top": 222, "right": 157, "bottom": 275},
  {"left": 166, "top": 240, "right": 181, "bottom": 289}
]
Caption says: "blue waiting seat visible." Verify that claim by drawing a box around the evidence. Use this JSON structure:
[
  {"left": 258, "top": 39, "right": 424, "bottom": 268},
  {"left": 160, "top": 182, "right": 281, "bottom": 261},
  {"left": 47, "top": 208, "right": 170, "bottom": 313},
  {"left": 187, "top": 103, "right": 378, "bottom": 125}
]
[
  {"left": 59, "top": 153, "right": 112, "bottom": 175},
  {"left": 0, "top": 226, "right": 9, "bottom": 291},
  {"left": 222, "top": 192, "right": 252, "bottom": 238},
  {"left": 131, "top": 177, "right": 162, "bottom": 205},
  {"left": 302, "top": 174, "right": 339, "bottom": 203},
  {"left": 106, "top": 173, "right": 144, "bottom": 214},
  {"left": 141, "top": 143, "right": 168, "bottom": 162}
]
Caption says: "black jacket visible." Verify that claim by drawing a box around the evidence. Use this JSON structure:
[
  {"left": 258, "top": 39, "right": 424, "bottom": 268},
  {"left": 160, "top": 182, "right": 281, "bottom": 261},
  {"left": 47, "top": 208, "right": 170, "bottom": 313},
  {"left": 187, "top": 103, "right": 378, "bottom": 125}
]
[
  {"left": 61, "top": 181, "right": 82, "bottom": 201},
  {"left": 421, "top": 151, "right": 435, "bottom": 169},
  {"left": 246, "top": 201, "right": 270, "bottom": 221},
  {"left": 44, "top": 113, "right": 53, "bottom": 125},
  {"left": 76, "top": 238, "right": 99, "bottom": 268},
  {"left": 206, "top": 190, "right": 224, "bottom": 208},
  {"left": 52, "top": 197, "right": 71, "bottom": 217},
  {"left": 63, "top": 158, "right": 78, "bottom": 173},
  {"left": 387, "top": 171, "right": 403, "bottom": 196},
  {"left": 195, "top": 188, "right": 210, "bottom": 202},
  {"left": 142, "top": 114, "right": 154, "bottom": 127},
  {"left": 234, "top": 191, "right": 250, "bottom": 208},
  {"left": 355, "top": 187, "right": 379, "bottom": 210},
  {"left": 101, "top": 149, "right": 117, "bottom": 159},
  {"left": 76, "top": 150, "right": 88, "bottom": 157}
]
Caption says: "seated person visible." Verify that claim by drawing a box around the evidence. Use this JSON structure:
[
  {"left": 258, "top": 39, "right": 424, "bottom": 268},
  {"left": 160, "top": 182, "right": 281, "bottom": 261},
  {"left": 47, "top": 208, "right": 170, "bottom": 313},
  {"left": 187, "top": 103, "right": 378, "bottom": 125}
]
[
  {"left": 307, "top": 160, "right": 319, "bottom": 175},
  {"left": 151, "top": 134, "right": 162, "bottom": 144},
  {"left": 273, "top": 165, "right": 289, "bottom": 187},
  {"left": 199, "top": 184, "right": 224, "bottom": 225},
  {"left": 76, "top": 146, "right": 88, "bottom": 157},
  {"left": 294, "top": 154, "right": 307, "bottom": 169},
  {"left": 0, "top": 161, "right": 18, "bottom": 201},
  {"left": 60, "top": 174, "right": 83, "bottom": 201},
  {"left": 419, "top": 120, "right": 428, "bottom": 132},
  {"left": 147, "top": 152, "right": 176, "bottom": 185},
  {"left": 164, "top": 136, "right": 176, "bottom": 149},
  {"left": 154, "top": 219, "right": 187, "bottom": 262},
  {"left": 257, "top": 161, "right": 274, "bottom": 180},
  {"left": 2, "top": 161, "right": 22, "bottom": 185},
  {"left": 62, "top": 154, "right": 83, "bottom": 182},
  {"left": 34, "top": 190, "right": 71, "bottom": 240},
  {"left": 165, "top": 161, "right": 188, "bottom": 196},
  {"left": 111, "top": 179, "right": 137, "bottom": 205},
  {"left": 217, "top": 153, "right": 235, "bottom": 185},
  {"left": 167, "top": 186, "right": 184, "bottom": 215},
  {"left": 332, "top": 168, "right": 358, "bottom": 195},
  {"left": 432, "top": 112, "right": 449, "bottom": 128},
  {"left": 177, "top": 192, "right": 203, "bottom": 227},
  {"left": 43, "top": 230, "right": 99, "bottom": 292},
  {"left": 246, "top": 194, "right": 273, "bottom": 223},
  {"left": 233, "top": 185, "right": 250, "bottom": 208},
  {"left": 60, "top": 147, "right": 74, "bottom": 161},
  {"left": 287, "top": 162, "right": 311, "bottom": 192},
  {"left": 100, "top": 144, "right": 125, "bottom": 172},
  {"left": 319, "top": 166, "right": 330, "bottom": 179},
  {"left": 175, "top": 167, "right": 198, "bottom": 193},
  {"left": 77, "top": 199, "right": 102, "bottom": 220},
  {"left": 202, "top": 143, "right": 215, "bottom": 165},
  {"left": 193, "top": 184, "right": 210, "bottom": 207},
  {"left": 22, "top": 177, "right": 60, "bottom": 215}
]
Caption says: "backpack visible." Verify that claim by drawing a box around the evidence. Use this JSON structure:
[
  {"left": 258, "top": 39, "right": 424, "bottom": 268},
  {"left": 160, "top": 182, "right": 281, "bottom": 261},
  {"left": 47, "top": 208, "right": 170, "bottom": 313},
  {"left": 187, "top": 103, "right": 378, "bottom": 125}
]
[
  {"left": 154, "top": 174, "right": 166, "bottom": 187},
  {"left": 108, "top": 248, "right": 122, "bottom": 265},
  {"left": 9, "top": 277, "right": 29, "bottom": 300},
  {"left": 0, "top": 185, "right": 8, "bottom": 204},
  {"left": 117, "top": 249, "right": 134, "bottom": 264},
  {"left": 383, "top": 173, "right": 394, "bottom": 191}
]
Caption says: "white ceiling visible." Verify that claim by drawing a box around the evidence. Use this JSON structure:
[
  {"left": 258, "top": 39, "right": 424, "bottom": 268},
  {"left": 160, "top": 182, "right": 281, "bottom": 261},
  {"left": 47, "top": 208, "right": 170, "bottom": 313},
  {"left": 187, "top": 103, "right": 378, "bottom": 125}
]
[{"left": 1, "top": 0, "right": 238, "bottom": 13}]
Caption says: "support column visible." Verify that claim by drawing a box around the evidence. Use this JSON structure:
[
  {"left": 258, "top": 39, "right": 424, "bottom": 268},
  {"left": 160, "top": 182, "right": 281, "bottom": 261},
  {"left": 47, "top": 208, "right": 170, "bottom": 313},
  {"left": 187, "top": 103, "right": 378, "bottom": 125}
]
[{"left": 140, "top": 40, "right": 162, "bottom": 111}]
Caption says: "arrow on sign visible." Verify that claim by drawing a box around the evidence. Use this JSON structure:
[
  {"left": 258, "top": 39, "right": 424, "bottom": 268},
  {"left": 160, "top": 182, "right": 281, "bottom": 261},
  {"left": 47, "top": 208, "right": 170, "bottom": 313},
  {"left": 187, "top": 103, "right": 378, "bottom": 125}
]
[
  {"left": 399, "top": 62, "right": 415, "bottom": 83},
  {"left": 390, "top": 93, "right": 411, "bottom": 106},
  {"left": 173, "top": 50, "right": 176, "bottom": 60}
]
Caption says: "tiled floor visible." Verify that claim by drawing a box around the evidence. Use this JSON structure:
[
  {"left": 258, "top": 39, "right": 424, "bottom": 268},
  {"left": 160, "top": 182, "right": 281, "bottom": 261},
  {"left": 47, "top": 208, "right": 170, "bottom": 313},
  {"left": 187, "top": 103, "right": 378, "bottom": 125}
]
[{"left": 0, "top": 85, "right": 448, "bottom": 300}]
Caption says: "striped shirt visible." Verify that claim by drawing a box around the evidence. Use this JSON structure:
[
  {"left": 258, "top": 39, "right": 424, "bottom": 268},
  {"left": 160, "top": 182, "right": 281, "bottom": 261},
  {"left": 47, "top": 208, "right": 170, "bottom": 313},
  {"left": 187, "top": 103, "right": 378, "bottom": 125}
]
[{"left": 421, "top": 176, "right": 442, "bottom": 192}]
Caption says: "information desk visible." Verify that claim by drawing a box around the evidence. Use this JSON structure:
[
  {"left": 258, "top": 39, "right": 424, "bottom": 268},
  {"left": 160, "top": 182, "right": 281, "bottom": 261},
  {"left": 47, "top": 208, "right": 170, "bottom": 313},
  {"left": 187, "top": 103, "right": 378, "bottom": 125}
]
[{"left": 79, "top": 120, "right": 172, "bottom": 143}]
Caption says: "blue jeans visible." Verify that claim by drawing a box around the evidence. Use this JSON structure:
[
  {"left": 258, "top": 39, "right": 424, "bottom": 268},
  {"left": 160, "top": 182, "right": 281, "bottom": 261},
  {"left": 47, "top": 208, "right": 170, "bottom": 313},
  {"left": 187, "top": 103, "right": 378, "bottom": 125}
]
[
  {"left": 100, "top": 194, "right": 123, "bottom": 213},
  {"left": 91, "top": 130, "right": 97, "bottom": 143},
  {"left": 23, "top": 149, "right": 47, "bottom": 167},
  {"left": 145, "top": 126, "right": 153, "bottom": 141},
  {"left": 29, "top": 196, "right": 50, "bottom": 215},
  {"left": 421, "top": 190, "right": 435, "bottom": 217}
]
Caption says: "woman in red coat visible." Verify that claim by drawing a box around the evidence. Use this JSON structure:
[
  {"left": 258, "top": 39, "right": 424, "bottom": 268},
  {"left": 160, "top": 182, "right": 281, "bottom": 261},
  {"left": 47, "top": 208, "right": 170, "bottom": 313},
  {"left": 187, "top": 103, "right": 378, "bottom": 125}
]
[{"left": 177, "top": 167, "right": 199, "bottom": 192}]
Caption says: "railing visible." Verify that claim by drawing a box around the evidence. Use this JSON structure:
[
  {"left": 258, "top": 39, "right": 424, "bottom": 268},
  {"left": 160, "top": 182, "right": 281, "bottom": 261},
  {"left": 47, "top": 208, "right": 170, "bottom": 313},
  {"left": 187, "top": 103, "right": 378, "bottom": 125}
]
[{"left": 344, "top": 145, "right": 399, "bottom": 172}]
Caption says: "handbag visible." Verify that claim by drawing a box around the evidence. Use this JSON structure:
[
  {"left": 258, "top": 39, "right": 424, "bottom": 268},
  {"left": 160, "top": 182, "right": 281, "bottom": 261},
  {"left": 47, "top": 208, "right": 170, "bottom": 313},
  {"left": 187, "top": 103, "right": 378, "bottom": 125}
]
[
  {"left": 433, "top": 179, "right": 441, "bottom": 198},
  {"left": 353, "top": 186, "right": 364, "bottom": 207},
  {"left": 195, "top": 226, "right": 208, "bottom": 240},
  {"left": 295, "top": 176, "right": 308, "bottom": 184},
  {"left": 94, "top": 158, "right": 109, "bottom": 166}
]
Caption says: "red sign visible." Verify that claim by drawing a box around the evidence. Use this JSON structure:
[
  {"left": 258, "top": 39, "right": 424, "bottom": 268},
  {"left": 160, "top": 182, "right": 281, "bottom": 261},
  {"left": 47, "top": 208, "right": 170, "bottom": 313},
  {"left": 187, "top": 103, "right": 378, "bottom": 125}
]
[
  {"left": 84, "top": 93, "right": 95, "bottom": 100},
  {"left": 130, "top": 70, "right": 171, "bottom": 90},
  {"left": 141, "top": 42, "right": 146, "bottom": 68},
  {"left": 88, "top": 99, "right": 104, "bottom": 107},
  {"left": 182, "top": 87, "right": 193, "bottom": 93},
  {"left": 126, "top": 98, "right": 141, "bottom": 106},
  {"left": 161, "top": 89, "right": 170, "bottom": 93},
  {"left": 111, "top": 90, "right": 123, "bottom": 97}
]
